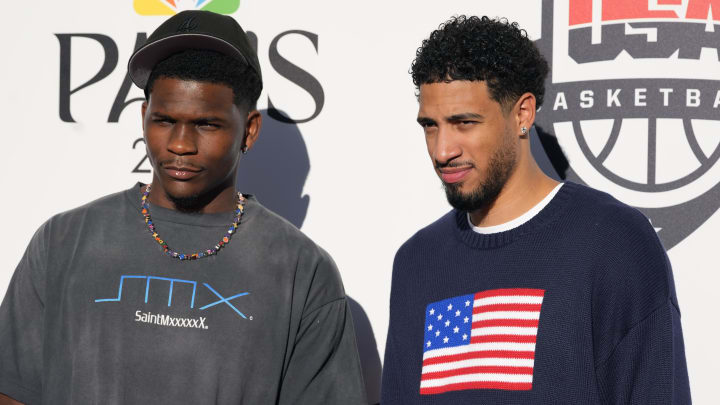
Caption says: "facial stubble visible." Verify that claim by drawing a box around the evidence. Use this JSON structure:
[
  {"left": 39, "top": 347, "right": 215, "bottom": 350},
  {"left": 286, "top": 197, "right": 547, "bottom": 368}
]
[
  {"left": 442, "top": 135, "right": 517, "bottom": 212},
  {"left": 164, "top": 180, "right": 228, "bottom": 213}
]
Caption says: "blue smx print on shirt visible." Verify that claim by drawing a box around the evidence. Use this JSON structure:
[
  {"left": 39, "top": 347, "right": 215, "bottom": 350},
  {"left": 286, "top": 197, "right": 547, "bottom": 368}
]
[{"left": 94, "top": 275, "right": 250, "bottom": 319}]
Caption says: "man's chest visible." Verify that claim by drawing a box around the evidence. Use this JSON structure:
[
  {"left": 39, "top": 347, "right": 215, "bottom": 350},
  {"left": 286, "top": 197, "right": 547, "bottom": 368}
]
[
  {"left": 398, "top": 255, "right": 600, "bottom": 403},
  {"left": 41, "top": 244, "right": 298, "bottom": 376}
]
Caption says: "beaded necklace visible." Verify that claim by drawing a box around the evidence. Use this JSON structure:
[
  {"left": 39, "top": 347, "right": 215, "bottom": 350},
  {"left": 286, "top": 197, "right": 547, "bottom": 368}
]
[{"left": 140, "top": 184, "right": 245, "bottom": 260}]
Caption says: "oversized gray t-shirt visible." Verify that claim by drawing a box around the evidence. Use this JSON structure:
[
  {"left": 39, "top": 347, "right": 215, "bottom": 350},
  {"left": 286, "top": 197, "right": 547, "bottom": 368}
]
[{"left": 0, "top": 184, "right": 367, "bottom": 404}]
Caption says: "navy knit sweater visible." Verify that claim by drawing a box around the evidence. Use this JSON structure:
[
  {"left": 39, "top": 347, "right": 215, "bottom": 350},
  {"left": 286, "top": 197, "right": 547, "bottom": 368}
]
[{"left": 381, "top": 182, "right": 690, "bottom": 404}]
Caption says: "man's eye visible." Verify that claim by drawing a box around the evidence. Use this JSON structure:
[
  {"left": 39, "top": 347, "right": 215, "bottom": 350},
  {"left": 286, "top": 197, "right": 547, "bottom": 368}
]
[
  {"left": 153, "top": 118, "right": 173, "bottom": 125},
  {"left": 198, "top": 123, "right": 220, "bottom": 129},
  {"left": 459, "top": 121, "right": 476, "bottom": 126}
]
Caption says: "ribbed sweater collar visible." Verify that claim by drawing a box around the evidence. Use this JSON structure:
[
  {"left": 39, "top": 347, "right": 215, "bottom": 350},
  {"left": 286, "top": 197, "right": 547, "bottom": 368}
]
[{"left": 452, "top": 181, "right": 577, "bottom": 249}]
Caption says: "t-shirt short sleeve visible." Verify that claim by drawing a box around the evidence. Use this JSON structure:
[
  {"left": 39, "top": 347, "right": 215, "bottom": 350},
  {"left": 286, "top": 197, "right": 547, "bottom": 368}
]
[
  {"left": 278, "top": 253, "right": 367, "bottom": 404},
  {"left": 0, "top": 223, "right": 49, "bottom": 404}
]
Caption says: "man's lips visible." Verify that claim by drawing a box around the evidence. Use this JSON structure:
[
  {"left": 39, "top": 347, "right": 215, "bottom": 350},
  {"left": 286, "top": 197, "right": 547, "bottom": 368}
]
[
  {"left": 163, "top": 166, "right": 202, "bottom": 181},
  {"left": 439, "top": 167, "right": 472, "bottom": 184}
]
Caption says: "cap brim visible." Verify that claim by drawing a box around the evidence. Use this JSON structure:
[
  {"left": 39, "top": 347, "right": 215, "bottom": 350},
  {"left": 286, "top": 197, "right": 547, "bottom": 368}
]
[{"left": 128, "top": 33, "right": 250, "bottom": 89}]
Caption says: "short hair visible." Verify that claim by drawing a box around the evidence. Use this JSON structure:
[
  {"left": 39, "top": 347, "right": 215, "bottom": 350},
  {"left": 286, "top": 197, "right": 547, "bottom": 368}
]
[
  {"left": 145, "top": 49, "right": 262, "bottom": 109},
  {"left": 411, "top": 15, "right": 549, "bottom": 109}
]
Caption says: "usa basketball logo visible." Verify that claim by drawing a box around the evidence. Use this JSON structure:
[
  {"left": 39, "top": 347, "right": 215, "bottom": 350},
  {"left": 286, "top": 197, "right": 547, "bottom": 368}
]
[{"left": 535, "top": 0, "right": 720, "bottom": 249}]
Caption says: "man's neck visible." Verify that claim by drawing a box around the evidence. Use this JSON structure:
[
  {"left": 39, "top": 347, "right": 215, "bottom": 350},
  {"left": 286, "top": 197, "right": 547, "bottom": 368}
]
[
  {"left": 468, "top": 163, "right": 559, "bottom": 228},
  {"left": 146, "top": 182, "right": 239, "bottom": 214}
]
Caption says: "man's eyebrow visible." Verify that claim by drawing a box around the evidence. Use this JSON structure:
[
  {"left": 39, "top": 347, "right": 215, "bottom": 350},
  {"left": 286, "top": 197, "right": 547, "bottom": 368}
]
[
  {"left": 447, "top": 112, "right": 484, "bottom": 122},
  {"left": 192, "top": 116, "right": 227, "bottom": 123},
  {"left": 150, "top": 112, "right": 174, "bottom": 120},
  {"left": 417, "top": 117, "right": 436, "bottom": 125}
]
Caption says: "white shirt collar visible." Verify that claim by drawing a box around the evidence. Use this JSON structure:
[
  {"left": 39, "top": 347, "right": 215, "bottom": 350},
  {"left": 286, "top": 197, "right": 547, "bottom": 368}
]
[{"left": 468, "top": 183, "right": 564, "bottom": 234}]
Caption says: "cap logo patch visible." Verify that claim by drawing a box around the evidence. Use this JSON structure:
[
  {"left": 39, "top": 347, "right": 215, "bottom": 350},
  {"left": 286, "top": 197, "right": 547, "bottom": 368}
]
[{"left": 176, "top": 16, "right": 199, "bottom": 32}]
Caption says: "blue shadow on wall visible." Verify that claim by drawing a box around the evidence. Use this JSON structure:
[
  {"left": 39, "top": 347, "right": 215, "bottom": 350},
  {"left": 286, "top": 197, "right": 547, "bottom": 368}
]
[
  {"left": 236, "top": 110, "right": 311, "bottom": 227},
  {"left": 531, "top": 125, "right": 569, "bottom": 181},
  {"left": 236, "top": 110, "right": 382, "bottom": 404}
]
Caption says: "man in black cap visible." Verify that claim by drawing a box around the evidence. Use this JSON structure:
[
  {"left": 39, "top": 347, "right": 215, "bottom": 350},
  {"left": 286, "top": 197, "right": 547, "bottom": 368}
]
[{"left": 0, "top": 11, "right": 366, "bottom": 405}]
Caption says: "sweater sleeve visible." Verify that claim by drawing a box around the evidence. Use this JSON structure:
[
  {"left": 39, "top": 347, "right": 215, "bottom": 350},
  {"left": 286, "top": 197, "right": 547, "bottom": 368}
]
[
  {"left": 591, "top": 207, "right": 690, "bottom": 404},
  {"left": 380, "top": 332, "right": 403, "bottom": 405},
  {"left": 595, "top": 300, "right": 690, "bottom": 404},
  {"left": 380, "top": 242, "right": 416, "bottom": 405},
  {"left": 0, "top": 224, "right": 49, "bottom": 405}
]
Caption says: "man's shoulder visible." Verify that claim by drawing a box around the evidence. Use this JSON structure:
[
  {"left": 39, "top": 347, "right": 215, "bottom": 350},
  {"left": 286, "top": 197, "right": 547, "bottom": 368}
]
[
  {"left": 19, "top": 188, "right": 132, "bottom": 260},
  {"left": 246, "top": 198, "right": 344, "bottom": 307},
  {"left": 564, "top": 182, "right": 656, "bottom": 240},
  {"left": 567, "top": 183, "right": 672, "bottom": 305},
  {"left": 395, "top": 210, "right": 456, "bottom": 258},
  {"left": 245, "top": 196, "right": 324, "bottom": 251},
  {"left": 393, "top": 182, "right": 658, "bottom": 256},
  {"left": 44, "top": 188, "right": 132, "bottom": 230}
]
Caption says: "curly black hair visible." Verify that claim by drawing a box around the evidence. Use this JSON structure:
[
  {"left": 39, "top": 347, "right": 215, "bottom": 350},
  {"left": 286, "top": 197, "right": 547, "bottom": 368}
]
[
  {"left": 411, "top": 15, "right": 549, "bottom": 109},
  {"left": 145, "top": 49, "right": 262, "bottom": 109}
]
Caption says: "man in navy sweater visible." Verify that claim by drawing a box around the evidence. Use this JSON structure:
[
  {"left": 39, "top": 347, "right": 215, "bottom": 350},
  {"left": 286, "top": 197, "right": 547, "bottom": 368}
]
[{"left": 381, "top": 15, "right": 691, "bottom": 404}]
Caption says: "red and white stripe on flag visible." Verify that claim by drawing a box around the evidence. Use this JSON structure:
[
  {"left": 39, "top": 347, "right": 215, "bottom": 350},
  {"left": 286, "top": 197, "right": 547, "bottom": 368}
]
[{"left": 419, "top": 288, "right": 545, "bottom": 395}]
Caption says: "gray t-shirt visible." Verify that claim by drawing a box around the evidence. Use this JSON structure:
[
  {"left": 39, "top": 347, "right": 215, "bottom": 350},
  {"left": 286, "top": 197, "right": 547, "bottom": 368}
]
[{"left": 0, "top": 184, "right": 367, "bottom": 405}]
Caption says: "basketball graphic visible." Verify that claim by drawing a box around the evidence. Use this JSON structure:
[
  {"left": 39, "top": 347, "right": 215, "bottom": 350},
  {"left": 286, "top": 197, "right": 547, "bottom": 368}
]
[
  {"left": 535, "top": 0, "right": 720, "bottom": 249},
  {"left": 575, "top": 116, "right": 720, "bottom": 193}
]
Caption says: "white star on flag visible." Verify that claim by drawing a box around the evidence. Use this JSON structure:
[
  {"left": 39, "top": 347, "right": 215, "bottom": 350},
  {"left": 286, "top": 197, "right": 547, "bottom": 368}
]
[
  {"left": 437, "top": 314, "right": 442, "bottom": 321},
  {"left": 428, "top": 324, "right": 433, "bottom": 331},
  {"left": 427, "top": 341, "right": 431, "bottom": 347},
  {"left": 462, "top": 333, "right": 467, "bottom": 340},
  {"left": 435, "top": 330, "right": 440, "bottom": 337},
  {"left": 465, "top": 300, "right": 470, "bottom": 307},
  {"left": 444, "top": 320, "right": 450, "bottom": 327},
  {"left": 447, "top": 304, "right": 453, "bottom": 311},
  {"left": 453, "top": 326, "right": 459, "bottom": 333},
  {"left": 455, "top": 310, "right": 460, "bottom": 316},
  {"left": 464, "top": 316, "right": 469, "bottom": 323},
  {"left": 443, "top": 336, "right": 449, "bottom": 343},
  {"left": 429, "top": 308, "right": 435, "bottom": 315}
]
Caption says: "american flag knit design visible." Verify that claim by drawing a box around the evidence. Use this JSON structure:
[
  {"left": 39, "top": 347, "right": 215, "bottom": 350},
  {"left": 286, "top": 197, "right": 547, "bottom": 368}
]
[{"left": 420, "top": 288, "right": 545, "bottom": 395}]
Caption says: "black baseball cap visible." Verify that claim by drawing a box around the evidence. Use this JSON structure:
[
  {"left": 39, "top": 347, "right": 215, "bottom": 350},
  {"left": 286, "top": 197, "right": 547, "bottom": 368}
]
[{"left": 128, "top": 10, "right": 261, "bottom": 89}]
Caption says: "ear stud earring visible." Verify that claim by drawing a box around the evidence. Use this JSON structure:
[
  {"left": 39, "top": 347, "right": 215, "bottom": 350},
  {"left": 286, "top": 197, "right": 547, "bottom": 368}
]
[{"left": 521, "top": 127, "right": 528, "bottom": 135}]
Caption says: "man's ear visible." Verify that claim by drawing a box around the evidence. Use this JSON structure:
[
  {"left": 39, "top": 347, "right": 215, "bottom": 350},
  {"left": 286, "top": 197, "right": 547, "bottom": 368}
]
[
  {"left": 514, "top": 92, "right": 537, "bottom": 137},
  {"left": 141, "top": 101, "right": 148, "bottom": 131},
  {"left": 242, "top": 110, "right": 263, "bottom": 152}
]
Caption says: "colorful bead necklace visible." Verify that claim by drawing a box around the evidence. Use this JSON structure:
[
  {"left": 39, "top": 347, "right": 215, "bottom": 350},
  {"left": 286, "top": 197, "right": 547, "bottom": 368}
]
[{"left": 140, "top": 184, "right": 246, "bottom": 260}]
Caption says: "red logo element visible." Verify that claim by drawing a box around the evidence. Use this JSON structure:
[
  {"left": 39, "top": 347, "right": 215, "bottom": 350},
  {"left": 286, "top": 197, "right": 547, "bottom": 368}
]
[{"left": 570, "top": 0, "right": 718, "bottom": 26}]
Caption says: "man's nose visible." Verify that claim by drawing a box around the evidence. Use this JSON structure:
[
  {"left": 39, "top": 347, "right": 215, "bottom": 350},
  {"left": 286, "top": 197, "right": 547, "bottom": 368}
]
[
  {"left": 167, "top": 124, "right": 198, "bottom": 155},
  {"left": 434, "top": 126, "right": 462, "bottom": 165}
]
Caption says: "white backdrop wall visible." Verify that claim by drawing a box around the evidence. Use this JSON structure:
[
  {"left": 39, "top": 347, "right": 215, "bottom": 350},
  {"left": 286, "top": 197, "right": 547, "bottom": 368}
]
[{"left": 0, "top": 1, "right": 717, "bottom": 403}]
